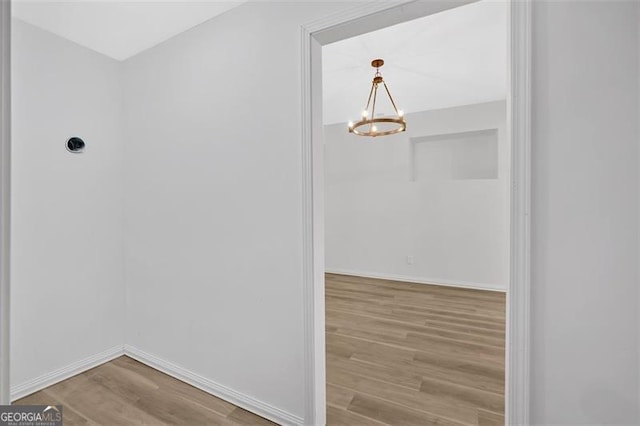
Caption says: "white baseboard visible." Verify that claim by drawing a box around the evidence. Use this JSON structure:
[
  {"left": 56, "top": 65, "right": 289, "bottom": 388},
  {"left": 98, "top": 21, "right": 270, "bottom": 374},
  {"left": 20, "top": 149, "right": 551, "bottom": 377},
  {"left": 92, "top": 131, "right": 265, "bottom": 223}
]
[
  {"left": 10, "top": 345, "right": 124, "bottom": 401},
  {"left": 9, "top": 343, "right": 302, "bottom": 425},
  {"left": 124, "top": 345, "right": 303, "bottom": 426},
  {"left": 325, "top": 268, "right": 507, "bottom": 292}
]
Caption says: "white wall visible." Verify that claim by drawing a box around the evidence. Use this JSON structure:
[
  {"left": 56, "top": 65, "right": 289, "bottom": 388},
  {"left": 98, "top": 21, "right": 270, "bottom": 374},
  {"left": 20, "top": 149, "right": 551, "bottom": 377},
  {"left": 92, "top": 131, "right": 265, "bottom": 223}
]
[
  {"left": 120, "top": 1, "right": 637, "bottom": 422},
  {"left": 121, "top": 2, "right": 349, "bottom": 420},
  {"left": 531, "top": 1, "right": 639, "bottom": 424},
  {"left": 324, "top": 101, "right": 508, "bottom": 290},
  {"left": 8, "top": 1, "right": 640, "bottom": 424},
  {"left": 10, "top": 20, "right": 125, "bottom": 388}
]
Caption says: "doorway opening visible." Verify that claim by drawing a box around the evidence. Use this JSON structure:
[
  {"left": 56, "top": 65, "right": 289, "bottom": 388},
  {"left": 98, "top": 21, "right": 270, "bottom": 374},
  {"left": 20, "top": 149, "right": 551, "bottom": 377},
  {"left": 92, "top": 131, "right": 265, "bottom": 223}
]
[{"left": 300, "top": 0, "right": 531, "bottom": 424}]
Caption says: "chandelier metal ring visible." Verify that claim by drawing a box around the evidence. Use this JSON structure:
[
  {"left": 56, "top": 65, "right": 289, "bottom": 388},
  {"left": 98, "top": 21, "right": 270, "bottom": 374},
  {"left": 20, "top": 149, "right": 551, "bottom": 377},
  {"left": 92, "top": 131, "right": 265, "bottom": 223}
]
[{"left": 349, "top": 117, "right": 406, "bottom": 137}]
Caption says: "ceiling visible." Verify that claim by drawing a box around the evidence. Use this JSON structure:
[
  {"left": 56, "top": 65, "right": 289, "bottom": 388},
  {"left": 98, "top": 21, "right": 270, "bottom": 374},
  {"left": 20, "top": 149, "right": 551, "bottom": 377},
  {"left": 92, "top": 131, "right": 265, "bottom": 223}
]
[
  {"left": 12, "top": 0, "right": 246, "bottom": 61},
  {"left": 12, "top": 0, "right": 505, "bottom": 116},
  {"left": 322, "top": 0, "right": 507, "bottom": 125}
]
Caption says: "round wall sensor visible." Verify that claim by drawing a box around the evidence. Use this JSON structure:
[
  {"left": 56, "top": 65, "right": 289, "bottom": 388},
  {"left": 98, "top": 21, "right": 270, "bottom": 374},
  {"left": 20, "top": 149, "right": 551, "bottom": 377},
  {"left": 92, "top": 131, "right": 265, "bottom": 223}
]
[{"left": 66, "top": 137, "right": 85, "bottom": 153}]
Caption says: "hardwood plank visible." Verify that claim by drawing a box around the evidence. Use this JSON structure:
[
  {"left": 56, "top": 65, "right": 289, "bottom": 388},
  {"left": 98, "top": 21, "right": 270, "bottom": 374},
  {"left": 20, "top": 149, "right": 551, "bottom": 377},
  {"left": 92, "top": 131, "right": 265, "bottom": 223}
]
[
  {"left": 15, "top": 390, "right": 94, "bottom": 425},
  {"left": 349, "top": 350, "right": 504, "bottom": 395},
  {"left": 477, "top": 408, "right": 505, "bottom": 426},
  {"left": 327, "top": 332, "right": 416, "bottom": 362},
  {"left": 327, "top": 384, "right": 355, "bottom": 410},
  {"left": 404, "top": 332, "right": 505, "bottom": 360},
  {"left": 330, "top": 326, "right": 503, "bottom": 366},
  {"left": 329, "top": 308, "right": 505, "bottom": 346},
  {"left": 327, "top": 404, "right": 389, "bottom": 426},
  {"left": 328, "top": 354, "right": 423, "bottom": 390},
  {"left": 413, "top": 351, "right": 504, "bottom": 381},
  {"left": 327, "top": 365, "right": 480, "bottom": 424},
  {"left": 390, "top": 298, "right": 505, "bottom": 319},
  {"left": 420, "top": 376, "right": 504, "bottom": 413},
  {"left": 329, "top": 301, "right": 505, "bottom": 338},
  {"left": 227, "top": 407, "right": 275, "bottom": 425},
  {"left": 347, "top": 393, "right": 467, "bottom": 426},
  {"left": 394, "top": 307, "right": 505, "bottom": 326}
]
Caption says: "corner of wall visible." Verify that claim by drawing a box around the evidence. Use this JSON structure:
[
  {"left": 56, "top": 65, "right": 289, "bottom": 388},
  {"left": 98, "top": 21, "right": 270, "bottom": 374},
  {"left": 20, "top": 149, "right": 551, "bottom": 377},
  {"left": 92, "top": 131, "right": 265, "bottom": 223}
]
[
  {"left": 637, "top": 1, "right": 640, "bottom": 422},
  {"left": 0, "top": 0, "right": 12, "bottom": 406}
]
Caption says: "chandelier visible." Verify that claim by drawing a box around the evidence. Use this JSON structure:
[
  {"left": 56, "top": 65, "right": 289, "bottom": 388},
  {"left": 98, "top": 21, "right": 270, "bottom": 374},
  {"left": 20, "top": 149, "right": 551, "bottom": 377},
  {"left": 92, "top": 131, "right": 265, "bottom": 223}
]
[{"left": 348, "top": 59, "right": 406, "bottom": 137}]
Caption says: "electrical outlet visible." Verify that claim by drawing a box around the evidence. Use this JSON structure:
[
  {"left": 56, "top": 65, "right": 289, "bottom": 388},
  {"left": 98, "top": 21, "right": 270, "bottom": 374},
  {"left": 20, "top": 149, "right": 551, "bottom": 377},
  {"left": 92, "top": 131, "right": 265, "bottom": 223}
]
[{"left": 407, "top": 255, "right": 414, "bottom": 265}]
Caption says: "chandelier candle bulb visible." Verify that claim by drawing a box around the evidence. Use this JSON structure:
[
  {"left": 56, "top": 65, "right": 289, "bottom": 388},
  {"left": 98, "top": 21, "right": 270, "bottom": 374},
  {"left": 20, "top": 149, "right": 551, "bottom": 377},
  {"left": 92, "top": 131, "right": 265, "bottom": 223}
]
[{"left": 347, "top": 58, "right": 406, "bottom": 137}]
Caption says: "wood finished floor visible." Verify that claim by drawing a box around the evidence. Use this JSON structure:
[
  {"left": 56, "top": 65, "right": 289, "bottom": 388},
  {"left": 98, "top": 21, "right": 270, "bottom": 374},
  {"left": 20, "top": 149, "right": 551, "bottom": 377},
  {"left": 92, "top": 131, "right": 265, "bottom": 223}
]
[
  {"left": 15, "top": 274, "right": 505, "bottom": 426},
  {"left": 325, "top": 273, "right": 505, "bottom": 426},
  {"left": 14, "top": 356, "right": 275, "bottom": 425}
]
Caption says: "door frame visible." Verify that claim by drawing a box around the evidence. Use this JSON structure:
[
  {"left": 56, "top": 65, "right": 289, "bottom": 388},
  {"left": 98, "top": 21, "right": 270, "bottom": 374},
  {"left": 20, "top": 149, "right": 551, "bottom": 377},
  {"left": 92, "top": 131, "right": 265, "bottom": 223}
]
[
  {"left": 0, "top": 0, "right": 11, "bottom": 406},
  {"left": 300, "top": 1, "right": 531, "bottom": 424}
]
